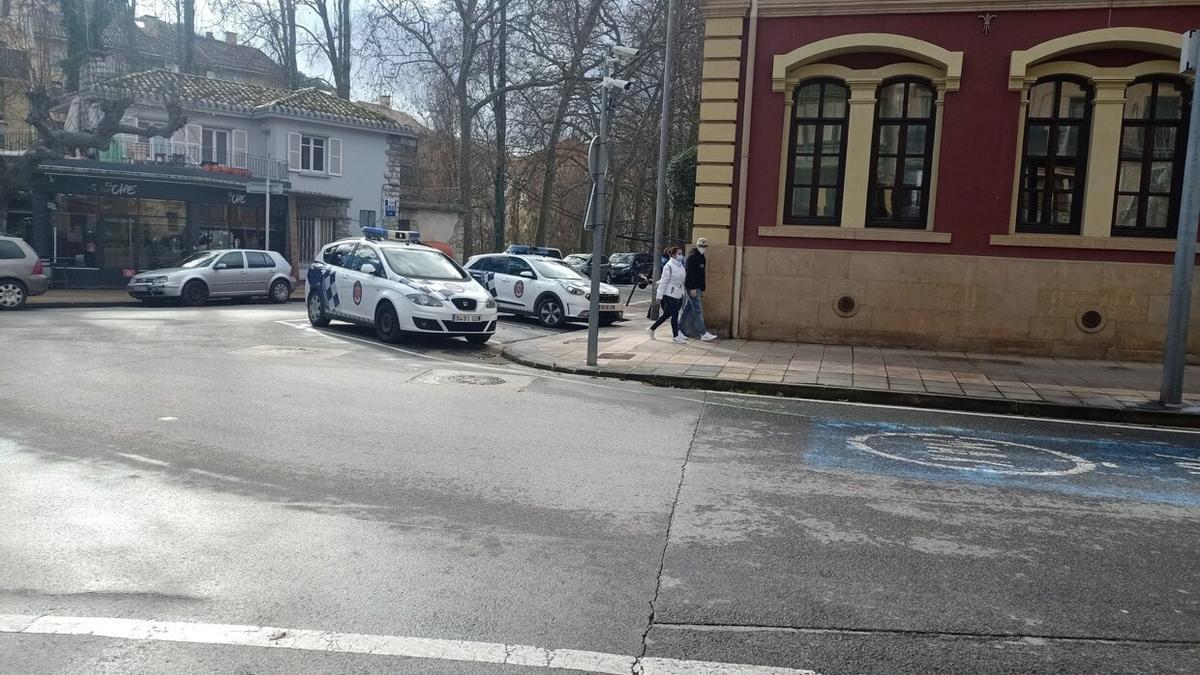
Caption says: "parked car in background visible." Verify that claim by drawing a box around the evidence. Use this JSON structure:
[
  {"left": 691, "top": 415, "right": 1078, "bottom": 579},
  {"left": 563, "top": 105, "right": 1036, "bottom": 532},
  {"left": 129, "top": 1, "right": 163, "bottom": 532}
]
[
  {"left": 608, "top": 252, "right": 653, "bottom": 284},
  {"left": 465, "top": 252, "right": 623, "bottom": 328},
  {"left": 505, "top": 244, "right": 563, "bottom": 259},
  {"left": 564, "top": 253, "right": 612, "bottom": 282},
  {"left": 127, "top": 249, "right": 293, "bottom": 306},
  {"left": 0, "top": 235, "right": 49, "bottom": 310}
]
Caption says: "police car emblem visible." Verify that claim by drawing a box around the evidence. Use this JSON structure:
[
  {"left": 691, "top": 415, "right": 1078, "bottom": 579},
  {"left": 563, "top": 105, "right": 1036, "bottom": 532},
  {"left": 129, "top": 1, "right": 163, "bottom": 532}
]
[
  {"left": 515, "top": 280, "right": 525, "bottom": 298},
  {"left": 353, "top": 280, "right": 363, "bottom": 305}
]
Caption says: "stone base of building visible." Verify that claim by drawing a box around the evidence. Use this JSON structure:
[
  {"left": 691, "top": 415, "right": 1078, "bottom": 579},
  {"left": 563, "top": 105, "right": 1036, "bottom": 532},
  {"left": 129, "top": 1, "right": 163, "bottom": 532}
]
[{"left": 702, "top": 246, "right": 1200, "bottom": 362}]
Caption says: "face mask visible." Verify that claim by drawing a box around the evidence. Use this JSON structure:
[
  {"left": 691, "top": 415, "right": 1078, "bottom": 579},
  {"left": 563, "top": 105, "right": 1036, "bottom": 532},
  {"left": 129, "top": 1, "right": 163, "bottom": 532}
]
[{"left": 674, "top": 254, "right": 685, "bottom": 262}]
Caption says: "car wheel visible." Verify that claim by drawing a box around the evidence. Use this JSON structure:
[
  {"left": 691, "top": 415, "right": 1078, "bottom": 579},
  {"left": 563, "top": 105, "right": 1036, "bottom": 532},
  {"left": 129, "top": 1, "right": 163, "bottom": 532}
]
[
  {"left": 0, "top": 279, "right": 28, "bottom": 310},
  {"left": 375, "top": 302, "right": 403, "bottom": 343},
  {"left": 307, "top": 292, "right": 330, "bottom": 327},
  {"left": 466, "top": 334, "right": 491, "bottom": 345},
  {"left": 269, "top": 279, "right": 291, "bottom": 304},
  {"left": 535, "top": 295, "right": 565, "bottom": 328},
  {"left": 180, "top": 280, "right": 208, "bottom": 306}
]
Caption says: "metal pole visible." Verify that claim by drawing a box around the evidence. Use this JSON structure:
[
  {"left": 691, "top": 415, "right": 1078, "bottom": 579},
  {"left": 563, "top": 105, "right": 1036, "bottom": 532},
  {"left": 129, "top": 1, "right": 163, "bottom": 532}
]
[
  {"left": 586, "top": 58, "right": 613, "bottom": 367},
  {"left": 648, "top": 0, "right": 678, "bottom": 322},
  {"left": 265, "top": 171, "right": 271, "bottom": 252},
  {"left": 1159, "top": 33, "right": 1200, "bottom": 405}
]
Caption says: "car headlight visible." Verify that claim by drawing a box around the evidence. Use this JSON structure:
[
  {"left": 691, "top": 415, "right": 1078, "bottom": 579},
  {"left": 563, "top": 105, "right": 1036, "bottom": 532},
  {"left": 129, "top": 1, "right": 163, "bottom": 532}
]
[
  {"left": 484, "top": 297, "right": 496, "bottom": 309},
  {"left": 560, "top": 282, "right": 585, "bottom": 296},
  {"left": 406, "top": 293, "right": 445, "bottom": 307}
]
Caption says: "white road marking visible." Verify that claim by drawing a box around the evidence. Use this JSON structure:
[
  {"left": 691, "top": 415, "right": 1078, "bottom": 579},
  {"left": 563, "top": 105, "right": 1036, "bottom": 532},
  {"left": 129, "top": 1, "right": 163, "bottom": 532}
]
[
  {"left": 1154, "top": 453, "right": 1200, "bottom": 475},
  {"left": 848, "top": 433, "right": 1097, "bottom": 477},
  {"left": 0, "top": 614, "right": 819, "bottom": 675},
  {"left": 111, "top": 452, "right": 171, "bottom": 468},
  {"left": 157, "top": 416, "right": 178, "bottom": 422}
]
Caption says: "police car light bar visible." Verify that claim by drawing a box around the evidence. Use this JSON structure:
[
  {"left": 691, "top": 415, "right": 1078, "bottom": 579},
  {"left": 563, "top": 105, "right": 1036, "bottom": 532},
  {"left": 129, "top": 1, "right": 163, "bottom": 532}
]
[
  {"left": 505, "top": 244, "right": 554, "bottom": 256},
  {"left": 363, "top": 227, "right": 421, "bottom": 242}
]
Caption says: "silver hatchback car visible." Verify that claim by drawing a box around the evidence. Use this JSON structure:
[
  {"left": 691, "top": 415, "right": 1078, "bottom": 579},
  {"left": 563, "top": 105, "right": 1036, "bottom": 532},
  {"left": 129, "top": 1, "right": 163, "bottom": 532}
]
[
  {"left": 0, "top": 234, "right": 49, "bottom": 310},
  {"left": 127, "top": 249, "right": 294, "bottom": 306}
]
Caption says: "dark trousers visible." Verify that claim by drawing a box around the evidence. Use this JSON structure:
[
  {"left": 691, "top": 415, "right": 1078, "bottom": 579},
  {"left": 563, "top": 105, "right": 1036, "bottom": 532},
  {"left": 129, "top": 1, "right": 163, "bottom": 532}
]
[{"left": 651, "top": 296, "right": 682, "bottom": 336}]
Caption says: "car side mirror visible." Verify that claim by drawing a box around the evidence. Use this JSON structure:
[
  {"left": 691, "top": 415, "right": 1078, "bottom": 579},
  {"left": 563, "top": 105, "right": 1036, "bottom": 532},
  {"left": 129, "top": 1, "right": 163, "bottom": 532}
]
[
  {"left": 214, "top": 263, "right": 228, "bottom": 270},
  {"left": 519, "top": 270, "right": 535, "bottom": 279},
  {"left": 360, "top": 263, "right": 377, "bottom": 275}
]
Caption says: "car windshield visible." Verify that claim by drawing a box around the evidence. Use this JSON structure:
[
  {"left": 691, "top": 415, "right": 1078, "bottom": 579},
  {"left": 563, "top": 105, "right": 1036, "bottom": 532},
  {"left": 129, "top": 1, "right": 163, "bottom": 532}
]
[
  {"left": 178, "top": 252, "right": 219, "bottom": 269},
  {"left": 564, "top": 255, "right": 587, "bottom": 264},
  {"left": 610, "top": 253, "right": 635, "bottom": 264},
  {"left": 531, "top": 259, "right": 585, "bottom": 280},
  {"left": 382, "top": 247, "right": 468, "bottom": 281}
]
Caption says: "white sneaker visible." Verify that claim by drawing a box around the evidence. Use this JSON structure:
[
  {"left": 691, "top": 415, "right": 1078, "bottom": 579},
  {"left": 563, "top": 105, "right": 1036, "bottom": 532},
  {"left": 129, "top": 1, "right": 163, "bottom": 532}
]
[
  {"left": 701, "top": 332, "right": 718, "bottom": 342},
  {"left": 647, "top": 326, "right": 656, "bottom": 340},
  {"left": 672, "top": 335, "right": 687, "bottom": 344}
]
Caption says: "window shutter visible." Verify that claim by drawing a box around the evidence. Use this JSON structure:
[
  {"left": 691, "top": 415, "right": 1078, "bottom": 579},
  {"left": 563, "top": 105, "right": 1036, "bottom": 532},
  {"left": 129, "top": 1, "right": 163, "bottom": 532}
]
[
  {"left": 184, "top": 123, "right": 202, "bottom": 164},
  {"left": 328, "top": 137, "right": 342, "bottom": 176},
  {"left": 232, "top": 129, "right": 247, "bottom": 168},
  {"left": 288, "top": 132, "right": 301, "bottom": 171}
]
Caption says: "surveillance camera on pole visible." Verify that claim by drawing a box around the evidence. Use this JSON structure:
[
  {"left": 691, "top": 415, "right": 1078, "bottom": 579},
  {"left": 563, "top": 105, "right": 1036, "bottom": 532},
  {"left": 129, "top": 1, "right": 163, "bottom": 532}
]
[
  {"left": 602, "top": 77, "right": 633, "bottom": 91},
  {"left": 610, "top": 45, "right": 639, "bottom": 61}
]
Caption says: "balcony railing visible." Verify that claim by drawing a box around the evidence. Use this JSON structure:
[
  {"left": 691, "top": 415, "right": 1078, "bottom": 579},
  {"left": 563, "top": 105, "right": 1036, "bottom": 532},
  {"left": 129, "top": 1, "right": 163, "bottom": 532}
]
[
  {"left": 95, "top": 137, "right": 287, "bottom": 181},
  {"left": 0, "top": 130, "right": 286, "bottom": 181}
]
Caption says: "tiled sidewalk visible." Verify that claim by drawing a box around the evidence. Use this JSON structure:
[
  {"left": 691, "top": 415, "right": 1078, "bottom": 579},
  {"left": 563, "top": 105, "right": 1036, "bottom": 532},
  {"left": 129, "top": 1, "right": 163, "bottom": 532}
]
[{"left": 503, "top": 321, "right": 1200, "bottom": 415}]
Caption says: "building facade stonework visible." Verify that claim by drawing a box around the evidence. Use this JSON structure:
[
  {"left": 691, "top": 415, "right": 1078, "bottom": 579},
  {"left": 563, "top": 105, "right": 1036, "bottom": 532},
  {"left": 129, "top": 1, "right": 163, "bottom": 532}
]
[{"left": 693, "top": 0, "right": 1200, "bottom": 360}]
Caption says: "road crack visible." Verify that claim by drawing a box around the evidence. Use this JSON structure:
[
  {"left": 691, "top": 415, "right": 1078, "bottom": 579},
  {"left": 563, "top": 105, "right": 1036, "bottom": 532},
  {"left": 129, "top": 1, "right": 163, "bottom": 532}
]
[{"left": 632, "top": 393, "right": 706, "bottom": 675}]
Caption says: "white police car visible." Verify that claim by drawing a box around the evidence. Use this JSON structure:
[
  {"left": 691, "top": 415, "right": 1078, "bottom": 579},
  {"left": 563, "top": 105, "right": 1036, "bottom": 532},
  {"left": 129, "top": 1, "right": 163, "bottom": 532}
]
[
  {"left": 307, "top": 228, "right": 498, "bottom": 344},
  {"left": 464, "top": 250, "right": 623, "bottom": 329}
]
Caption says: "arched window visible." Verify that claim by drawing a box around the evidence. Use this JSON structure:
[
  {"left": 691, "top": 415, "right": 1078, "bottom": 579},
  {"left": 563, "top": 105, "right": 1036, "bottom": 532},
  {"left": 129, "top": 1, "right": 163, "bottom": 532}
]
[
  {"left": 1017, "top": 77, "right": 1093, "bottom": 232},
  {"left": 867, "top": 79, "right": 937, "bottom": 228},
  {"left": 785, "top": 79, "right": 849, "bottom": 224},
  {"left": 1113, "top": 78, "right": 1190, "bottom": 235}
]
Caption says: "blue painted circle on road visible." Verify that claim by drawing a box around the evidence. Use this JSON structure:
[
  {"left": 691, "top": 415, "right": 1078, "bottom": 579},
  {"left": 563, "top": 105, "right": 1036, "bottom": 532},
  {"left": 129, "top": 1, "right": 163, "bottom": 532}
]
[{"left": 848, "top": 433, "right": 1096, "bottom": 477}]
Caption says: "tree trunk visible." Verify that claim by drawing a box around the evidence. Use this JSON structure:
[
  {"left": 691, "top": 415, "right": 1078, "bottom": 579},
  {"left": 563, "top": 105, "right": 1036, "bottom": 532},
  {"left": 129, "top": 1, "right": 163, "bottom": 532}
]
[
  {"left": 492, "top": 2, "right": 507, "bottom": 252},
  {"left": 336, "top": 0, "right": 351, "bottom": 99},
  {"left": 180, "top": 0, "right": 195, "bottom": 74},
  {"left": 533, "top": 98, "right": 568, "bottom": 247},
  {"left": 459, "top": 99, "right": 474, "bottom": 259}
]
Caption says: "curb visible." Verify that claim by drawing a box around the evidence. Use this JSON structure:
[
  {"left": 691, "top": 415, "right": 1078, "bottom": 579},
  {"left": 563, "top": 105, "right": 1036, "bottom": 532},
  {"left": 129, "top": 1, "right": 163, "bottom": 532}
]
[
  {"left": 26, "top": 296, "right": 306, "bottom": 310},
  {"left": 501, "top": 347, "right": 1200, "bottom": 429}
]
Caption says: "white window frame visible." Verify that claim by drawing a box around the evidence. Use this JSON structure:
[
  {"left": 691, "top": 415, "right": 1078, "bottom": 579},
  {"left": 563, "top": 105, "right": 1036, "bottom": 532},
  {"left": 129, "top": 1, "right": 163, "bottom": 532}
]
[
  {"left": 201, "top": 127, "right": 230, "bottom": 165},
  {"left": 287, "top": 132, "right": 343, "bottom": 176}
]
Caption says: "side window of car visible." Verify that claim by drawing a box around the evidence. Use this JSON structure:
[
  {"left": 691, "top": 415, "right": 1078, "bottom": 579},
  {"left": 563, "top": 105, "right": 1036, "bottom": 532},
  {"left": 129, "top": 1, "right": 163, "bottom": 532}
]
[
  {"left": 350, "top": 244, "right": 384, "bottom": 276},
  {"left": 322, "top": 242, "right": 355, "bottom": 267},
  {"left": 0, "top": 240, "right": 25, "bottom": 259},
  {"left": 216, "top": 252, "right": 244, "bottom": 269},
  {"left": 478, "top": 256, "right": 504, "bottom": 273},
  {"left": 507, "top": 257, "right": 533, "bottom": 278},
  {"left": 247, "top": 252, "right": 275, "bottom": 268}
]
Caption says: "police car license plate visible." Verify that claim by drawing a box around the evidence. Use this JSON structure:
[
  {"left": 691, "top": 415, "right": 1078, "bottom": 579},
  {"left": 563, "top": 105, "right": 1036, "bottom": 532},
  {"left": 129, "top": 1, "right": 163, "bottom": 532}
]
[
  {"left": 453, "top": 314, "right": 482, "bottom": 322},
  {"left": 598, "top": 304, "right": 617, "bottom": 311}
]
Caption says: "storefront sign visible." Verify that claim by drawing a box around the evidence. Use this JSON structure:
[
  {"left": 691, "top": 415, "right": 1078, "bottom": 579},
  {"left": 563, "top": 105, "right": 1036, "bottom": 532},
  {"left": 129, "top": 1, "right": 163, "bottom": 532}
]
[
  {"left": 227, "top": 192, "right": 247, "bottom": 205},
  {"left": 104, "top": 182, "right": 138, "bottom": 196},
  {"left": 384, "top": 199, "right": 398, "bottom": 217}
]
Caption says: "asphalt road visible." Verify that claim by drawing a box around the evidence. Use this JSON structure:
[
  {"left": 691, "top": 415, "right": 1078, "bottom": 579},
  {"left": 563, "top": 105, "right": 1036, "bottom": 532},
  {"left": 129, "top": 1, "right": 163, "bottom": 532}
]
[{"left": 0, "top": 303, "right": 1197, "bottom": 674}]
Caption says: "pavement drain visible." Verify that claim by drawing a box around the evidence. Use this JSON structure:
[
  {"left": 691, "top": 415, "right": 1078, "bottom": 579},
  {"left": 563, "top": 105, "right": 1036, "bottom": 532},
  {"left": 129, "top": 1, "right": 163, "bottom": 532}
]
[{"left": 446, "top": 374, "right": 507, "bottom": 386}]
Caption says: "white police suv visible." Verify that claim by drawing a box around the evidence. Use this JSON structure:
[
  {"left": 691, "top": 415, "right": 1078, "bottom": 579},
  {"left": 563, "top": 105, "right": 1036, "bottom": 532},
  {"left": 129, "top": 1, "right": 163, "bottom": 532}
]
[
  {"left": 307, "top": 228, "right": 498, "bottom": 344},
  {"left": 464, "top": 249, "right": 623, "bottom": 329}
]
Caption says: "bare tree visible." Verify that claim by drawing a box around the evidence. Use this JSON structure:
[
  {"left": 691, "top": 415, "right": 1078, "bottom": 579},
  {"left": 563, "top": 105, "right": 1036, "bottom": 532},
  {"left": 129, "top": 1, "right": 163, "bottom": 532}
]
[
  {"left": 175, "top": 0, "right": 196, "bottom": 73},
  {"left": 362, "top": 0, "right": 557, "bottom": 258},
  {"left": 303, "top": 0, "right": 352, "bottom": 99}
]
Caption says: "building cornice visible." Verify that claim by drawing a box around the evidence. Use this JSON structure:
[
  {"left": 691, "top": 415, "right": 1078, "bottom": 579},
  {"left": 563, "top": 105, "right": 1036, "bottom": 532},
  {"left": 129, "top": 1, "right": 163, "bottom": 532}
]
[{"left": 703, "top": 0, "right": 1200, "bottom": 18}]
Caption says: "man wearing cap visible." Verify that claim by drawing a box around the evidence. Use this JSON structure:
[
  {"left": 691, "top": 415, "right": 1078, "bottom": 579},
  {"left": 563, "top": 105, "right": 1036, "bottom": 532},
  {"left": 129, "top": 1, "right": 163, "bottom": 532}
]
[{"left": 683, "top": 238, "right": 719, "bottom": 342}]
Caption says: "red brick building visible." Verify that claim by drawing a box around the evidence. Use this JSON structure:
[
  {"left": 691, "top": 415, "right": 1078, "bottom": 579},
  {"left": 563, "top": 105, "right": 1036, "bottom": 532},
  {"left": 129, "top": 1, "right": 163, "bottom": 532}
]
[{"left": 693, "top": 0, "right": 1200, "bottom": 359}]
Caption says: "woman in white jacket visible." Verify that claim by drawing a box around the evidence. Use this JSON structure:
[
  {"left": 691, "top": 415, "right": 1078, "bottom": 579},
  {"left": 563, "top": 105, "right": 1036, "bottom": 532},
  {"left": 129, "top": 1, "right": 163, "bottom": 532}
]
[{"left": 649, "top": 246, "right": 688, "bottom": 344}]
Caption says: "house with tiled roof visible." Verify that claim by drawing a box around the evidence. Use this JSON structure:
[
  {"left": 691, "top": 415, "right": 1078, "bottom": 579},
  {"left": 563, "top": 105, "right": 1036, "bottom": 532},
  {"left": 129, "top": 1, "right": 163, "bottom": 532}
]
[{"left": 20, "top": 70, "right": 444, "bottom": 288}]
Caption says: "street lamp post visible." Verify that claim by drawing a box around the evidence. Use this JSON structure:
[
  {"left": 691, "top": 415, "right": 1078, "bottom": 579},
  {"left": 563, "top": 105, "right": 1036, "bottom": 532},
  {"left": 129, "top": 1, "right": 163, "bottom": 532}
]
[
  {"left": 585, "top": 46, "right": 637, "bottom": 367},
  {"left": 1158, "top": 30, "right": 1200, "bottom": 406}
]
